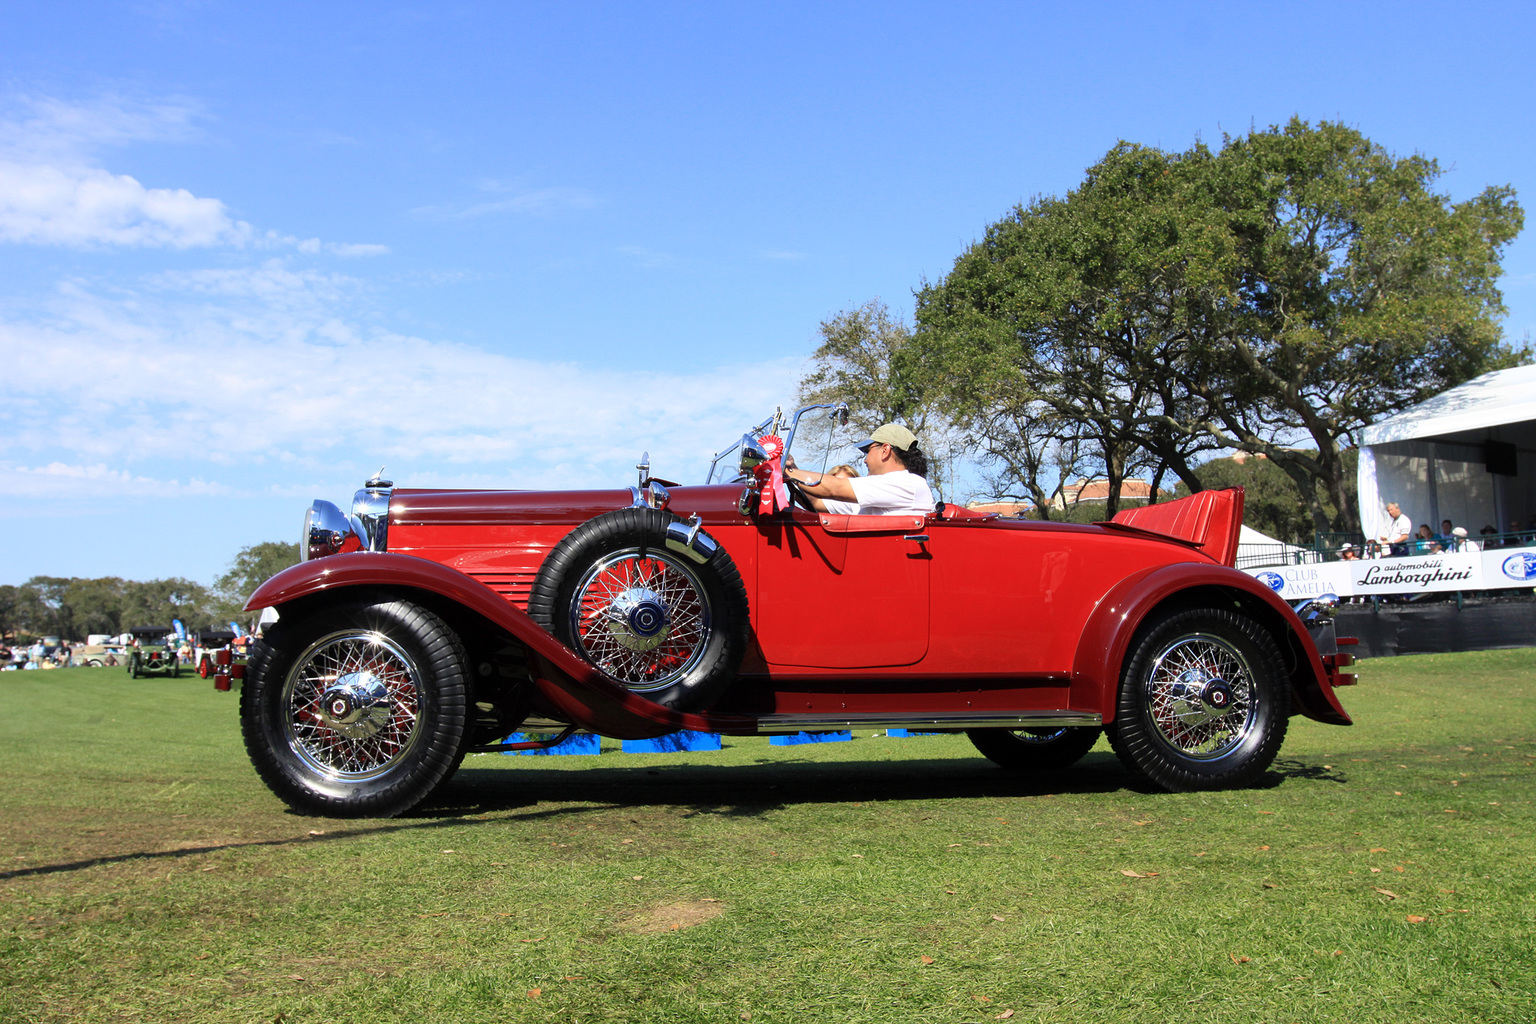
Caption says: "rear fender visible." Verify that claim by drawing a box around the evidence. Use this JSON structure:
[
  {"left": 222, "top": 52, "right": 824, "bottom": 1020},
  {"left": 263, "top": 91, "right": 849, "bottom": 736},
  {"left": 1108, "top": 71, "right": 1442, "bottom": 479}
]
[
  {"left": 245, "top": 553, "right": 755, "bottom": 739},
  {"left": 1069, "top": 561, "right": 1351, "bottom": 727}
]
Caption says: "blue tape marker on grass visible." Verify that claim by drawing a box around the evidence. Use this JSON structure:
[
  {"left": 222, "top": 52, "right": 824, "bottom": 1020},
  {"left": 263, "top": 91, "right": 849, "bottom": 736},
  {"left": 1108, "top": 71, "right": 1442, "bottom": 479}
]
[
  {"left": 622, "top": 731, "right": 723, "bottom": 753},
  {"left": 770, "top": 730, "right": 852, "bottom": 746}
]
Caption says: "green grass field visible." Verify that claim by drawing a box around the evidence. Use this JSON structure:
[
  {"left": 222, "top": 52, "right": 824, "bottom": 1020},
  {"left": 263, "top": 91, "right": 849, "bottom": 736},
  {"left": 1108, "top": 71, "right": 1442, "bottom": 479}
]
[{"left": 2, "top": 652, "right": 1533, "bottom": 1023}]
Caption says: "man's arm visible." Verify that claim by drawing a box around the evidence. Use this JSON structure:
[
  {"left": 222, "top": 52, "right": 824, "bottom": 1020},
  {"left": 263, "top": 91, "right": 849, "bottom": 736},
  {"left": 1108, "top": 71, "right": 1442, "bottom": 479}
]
[{"left": 784, "top": 468, "right": 857, "bottom": 505}]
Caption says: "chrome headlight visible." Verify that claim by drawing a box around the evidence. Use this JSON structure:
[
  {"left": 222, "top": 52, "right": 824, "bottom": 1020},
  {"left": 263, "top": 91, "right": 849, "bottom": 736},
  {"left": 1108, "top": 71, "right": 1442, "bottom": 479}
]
[
  {"left": 302, "top": 500, "right": 365, "bottom": 561},
  {"left": 739, "top": 433, "right": 768, "bottom": 472}
]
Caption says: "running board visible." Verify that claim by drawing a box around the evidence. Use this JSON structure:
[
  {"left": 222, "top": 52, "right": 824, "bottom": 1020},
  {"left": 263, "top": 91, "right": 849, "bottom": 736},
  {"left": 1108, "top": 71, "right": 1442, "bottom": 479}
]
[{"left": 753, "top": 711, "right": 1102, "bottom": 734}]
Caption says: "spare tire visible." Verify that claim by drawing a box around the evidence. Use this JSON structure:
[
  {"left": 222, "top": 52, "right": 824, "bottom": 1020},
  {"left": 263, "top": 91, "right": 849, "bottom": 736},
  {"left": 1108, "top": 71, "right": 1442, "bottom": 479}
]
[{"left": 528, "top": 507, "right": 750, "bottom": 711}]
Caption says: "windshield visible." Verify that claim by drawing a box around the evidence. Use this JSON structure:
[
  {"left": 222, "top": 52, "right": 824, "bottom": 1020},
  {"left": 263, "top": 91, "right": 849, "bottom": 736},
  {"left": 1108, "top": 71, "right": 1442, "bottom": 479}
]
[{"left": 705, "top": 402, "right": 851, "bottom": 483}]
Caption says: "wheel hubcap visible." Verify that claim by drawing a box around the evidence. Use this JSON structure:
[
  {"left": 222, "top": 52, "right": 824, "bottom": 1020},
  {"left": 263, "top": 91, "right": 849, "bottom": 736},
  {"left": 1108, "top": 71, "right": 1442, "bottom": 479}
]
[
  {"left": 317, "top": 670, "right": 393, "bottom": 739},
  {"left": 1165, "top": 667, "right": 1237, "bottom": 728},
  {"left": 603, "top": 588, "right": 673, "bottom": 652}
]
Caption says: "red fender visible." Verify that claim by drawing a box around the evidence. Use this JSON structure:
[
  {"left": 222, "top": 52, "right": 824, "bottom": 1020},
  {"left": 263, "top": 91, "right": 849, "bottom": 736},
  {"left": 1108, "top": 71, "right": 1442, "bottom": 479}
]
[
  {"left": 245, "top": 553, "right": 758, "bottom": 739},
  {"left": 1069, "top": 561, "right": 1351, "bottom": 726}
]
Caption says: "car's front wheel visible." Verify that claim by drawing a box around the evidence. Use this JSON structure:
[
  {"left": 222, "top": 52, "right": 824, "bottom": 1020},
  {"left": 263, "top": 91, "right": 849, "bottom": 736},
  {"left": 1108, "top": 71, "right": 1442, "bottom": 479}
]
[
  {"left": 1106, "top": 607, "right": 1288, "bottom": 791},
  {"left": 240, "top": 595, "right": 471, "bottom": 817},
  {"left": 967, "top": 726, "right": 1101, "bottom": 771}
]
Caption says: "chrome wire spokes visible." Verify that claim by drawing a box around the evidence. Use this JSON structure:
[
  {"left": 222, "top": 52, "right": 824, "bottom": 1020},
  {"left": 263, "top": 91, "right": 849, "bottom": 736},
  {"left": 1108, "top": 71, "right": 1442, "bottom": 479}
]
[
  {"left": 570, "top": 548, "right": 712, "bottom": 691},
  {"left": 1144, "top": 635, "right": 1254, "bottom": 759},
  {"left": 282, "top": 630, "right": 422, "bottom": 780}
]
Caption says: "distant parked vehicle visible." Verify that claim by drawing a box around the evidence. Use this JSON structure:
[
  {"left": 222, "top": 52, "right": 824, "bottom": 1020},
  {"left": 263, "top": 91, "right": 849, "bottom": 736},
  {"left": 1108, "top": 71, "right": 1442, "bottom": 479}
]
[{"left": 126, "top": 626, "right": 179, "bottom": 678}]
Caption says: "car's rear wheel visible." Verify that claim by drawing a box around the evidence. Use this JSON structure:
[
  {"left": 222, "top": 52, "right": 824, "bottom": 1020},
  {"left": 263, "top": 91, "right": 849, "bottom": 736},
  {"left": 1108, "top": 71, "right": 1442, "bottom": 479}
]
[
  {"left": 241, "top": 595, "right": 471, "bottom": 817},
  {"left": 967, "top": 726, "right": 1101, "bottom": 771},
  {"left": 1107, "top": 607, "right": 1288, "bottom": 791},
  {"left": 528, "top": 508, "right": 749, "bottom": 711}
]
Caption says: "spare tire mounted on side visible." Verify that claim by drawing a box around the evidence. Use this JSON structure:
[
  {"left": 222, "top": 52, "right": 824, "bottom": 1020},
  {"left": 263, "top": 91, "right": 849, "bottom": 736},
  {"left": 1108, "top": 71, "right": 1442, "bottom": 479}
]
[{"left": 527, "top": 507, "right": 750, "bottom": 711}]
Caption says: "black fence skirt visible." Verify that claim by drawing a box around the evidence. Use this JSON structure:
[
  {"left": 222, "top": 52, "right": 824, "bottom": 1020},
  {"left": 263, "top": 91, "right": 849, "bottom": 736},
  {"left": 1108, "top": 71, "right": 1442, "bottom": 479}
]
[{"left": 1336, "top": 595, "right": 1536, "bottom": 658}]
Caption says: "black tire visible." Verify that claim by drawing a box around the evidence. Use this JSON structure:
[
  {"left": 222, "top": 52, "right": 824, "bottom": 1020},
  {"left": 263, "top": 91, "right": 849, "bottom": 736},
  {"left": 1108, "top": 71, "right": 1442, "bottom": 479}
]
[
  {"left": 1106, "top": 607, "right": 1289, "bottom": 791},
  {"left": 240, "top": 595, "right": 471, "bottom": 817},
  {"left": 967, "top": 726, "right": 1101, "bottom": 771},
  {"left": 527, "top": 507, "right": 750, "bottom": 711}
]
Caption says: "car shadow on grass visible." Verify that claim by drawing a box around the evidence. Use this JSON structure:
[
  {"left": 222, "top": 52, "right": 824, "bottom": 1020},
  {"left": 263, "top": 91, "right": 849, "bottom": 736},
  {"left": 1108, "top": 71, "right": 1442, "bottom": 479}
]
[
  {"left": 437, "top": 751, "right": 1157, "bottom": 818},
  {"left": 2, "top": 756, "right": 1312, "bottom": 881}
]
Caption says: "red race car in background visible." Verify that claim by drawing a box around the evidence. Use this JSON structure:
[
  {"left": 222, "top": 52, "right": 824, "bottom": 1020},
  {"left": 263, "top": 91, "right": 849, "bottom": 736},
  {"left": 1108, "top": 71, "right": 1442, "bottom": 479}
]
[{"left": 237, "top": 402, "right": 1354, "bottom": 817}]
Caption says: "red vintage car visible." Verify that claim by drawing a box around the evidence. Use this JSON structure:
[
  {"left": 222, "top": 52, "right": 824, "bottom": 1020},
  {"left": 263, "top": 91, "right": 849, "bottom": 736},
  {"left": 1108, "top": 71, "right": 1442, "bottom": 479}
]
[{"left": 238, "top": 403, "right": 1355, "bottom": 817}]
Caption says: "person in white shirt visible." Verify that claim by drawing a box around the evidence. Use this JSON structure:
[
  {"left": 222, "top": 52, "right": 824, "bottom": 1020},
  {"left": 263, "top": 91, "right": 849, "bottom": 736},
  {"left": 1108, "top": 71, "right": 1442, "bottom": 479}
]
[
  {"left": 1379, "top": 501, "right": 1412, "bottom": 557},
  {"left": 783, "top": 423, "right": 936, "bottom": 516}
]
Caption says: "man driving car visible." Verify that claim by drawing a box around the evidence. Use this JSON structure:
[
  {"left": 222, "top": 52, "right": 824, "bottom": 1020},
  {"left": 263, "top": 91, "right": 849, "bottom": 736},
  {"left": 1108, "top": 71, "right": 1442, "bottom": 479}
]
[{"left": 783, "top": 423, "right": 935, "bottom": 516}]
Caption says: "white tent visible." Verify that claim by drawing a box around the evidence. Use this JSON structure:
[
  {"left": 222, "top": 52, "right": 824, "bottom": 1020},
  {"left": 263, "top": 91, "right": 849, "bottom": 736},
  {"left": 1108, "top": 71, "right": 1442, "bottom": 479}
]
[
  {"left": 1235, "top": 524, "right": 1319, "bottom": 569},
  {"left": 1357, "top": 364, "right": 1536, "bottom": 543}
]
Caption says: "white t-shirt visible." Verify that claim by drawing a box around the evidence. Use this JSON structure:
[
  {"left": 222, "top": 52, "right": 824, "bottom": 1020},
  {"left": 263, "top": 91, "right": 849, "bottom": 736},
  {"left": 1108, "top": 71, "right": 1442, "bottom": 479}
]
[
  {"left": 1382, "top": 511, "right": 1411, "bottom": 543},
  {"left": 823, "top": 470, "right": 935, "bottom": 516}
]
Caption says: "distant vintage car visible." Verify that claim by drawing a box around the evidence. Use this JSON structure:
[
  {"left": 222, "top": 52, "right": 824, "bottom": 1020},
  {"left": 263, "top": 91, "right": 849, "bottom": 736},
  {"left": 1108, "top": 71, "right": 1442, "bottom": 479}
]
[
  {"left": 126, "top": 626, "right": 180, "bottom": 678},
  {"left": 238, "top": 403, "right": 1356, "bottom": 817}
]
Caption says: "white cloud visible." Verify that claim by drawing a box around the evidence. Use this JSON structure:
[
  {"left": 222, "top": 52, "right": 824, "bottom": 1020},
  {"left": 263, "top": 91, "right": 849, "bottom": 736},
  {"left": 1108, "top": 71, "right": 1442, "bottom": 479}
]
[
  {"left": 0, "top": 93, "right": 387, "bottom": 254},
  {"left": 0, "top": 94, "right": 202, "bottom": 162},
  {"left": 0, "top": 160, "right": 253, "bottom": 248},
  {"left": 0, "top": 462, "right": 233, "bottom": 500},
  {"left": 0, "top": 276, "right": 809, "bottom": 506}
]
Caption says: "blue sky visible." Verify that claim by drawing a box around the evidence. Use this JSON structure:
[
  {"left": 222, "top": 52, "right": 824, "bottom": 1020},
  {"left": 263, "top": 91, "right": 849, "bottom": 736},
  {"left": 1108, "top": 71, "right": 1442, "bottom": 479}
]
[{"left": 3, "top": 1, "right": 1534, "bottom": 586}]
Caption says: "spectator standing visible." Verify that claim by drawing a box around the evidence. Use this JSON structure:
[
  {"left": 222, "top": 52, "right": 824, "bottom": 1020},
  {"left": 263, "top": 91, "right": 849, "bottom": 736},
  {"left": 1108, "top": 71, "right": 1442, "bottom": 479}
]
[{"left": 1379, "top": 501, "right": 1412, "bottom": 556}]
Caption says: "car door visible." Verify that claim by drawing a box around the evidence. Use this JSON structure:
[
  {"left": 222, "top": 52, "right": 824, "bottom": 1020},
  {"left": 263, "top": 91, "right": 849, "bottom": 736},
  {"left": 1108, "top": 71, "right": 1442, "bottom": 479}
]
[{"left": 752, "top": 509, "right": 931, "bottom": 669}]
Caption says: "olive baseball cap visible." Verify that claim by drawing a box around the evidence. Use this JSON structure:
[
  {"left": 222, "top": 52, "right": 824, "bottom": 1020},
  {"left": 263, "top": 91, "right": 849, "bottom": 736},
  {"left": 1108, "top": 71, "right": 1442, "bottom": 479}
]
[{"left": 857, "top": 423, "right": 918, "bottom": 453}]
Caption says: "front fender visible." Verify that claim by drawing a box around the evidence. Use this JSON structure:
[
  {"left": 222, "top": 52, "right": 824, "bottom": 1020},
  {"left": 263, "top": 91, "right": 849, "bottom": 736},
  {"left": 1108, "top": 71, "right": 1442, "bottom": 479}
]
[
  {"left": 1069, "top": 561, "right": 1351, "bottom": 727},
  {"left": 246, "top": 553, "right": 757, "bottom": 739}
]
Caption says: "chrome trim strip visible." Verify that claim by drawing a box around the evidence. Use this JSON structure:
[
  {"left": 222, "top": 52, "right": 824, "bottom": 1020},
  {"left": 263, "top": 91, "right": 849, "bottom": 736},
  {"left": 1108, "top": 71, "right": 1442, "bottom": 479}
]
[{"left": 753, "top": 711, "right": 1102, "bottom": 733}]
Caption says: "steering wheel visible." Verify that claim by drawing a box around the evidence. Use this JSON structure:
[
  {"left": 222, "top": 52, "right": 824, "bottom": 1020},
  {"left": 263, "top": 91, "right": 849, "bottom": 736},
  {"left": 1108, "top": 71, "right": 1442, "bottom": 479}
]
[{"left": 783, "top": 472, "right": 821, "bottom": 512}]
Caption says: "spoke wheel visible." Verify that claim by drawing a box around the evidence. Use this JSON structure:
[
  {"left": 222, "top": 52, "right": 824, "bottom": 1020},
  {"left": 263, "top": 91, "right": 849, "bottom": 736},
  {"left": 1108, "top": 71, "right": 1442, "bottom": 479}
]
[
  {"left": 1143, "top": 635, "right": 1254, "bottom": 759},
  {"left": 281, "top": 630, "right": 426, "bottom": 782},
  {"left": 1107, "top": 607, "right": 1288, "bottom": 792},
  {"left": 568, "top": 549, "right": 712, "bottom": 692},
  {"left": 529, "top": 507, "right": 750, "bottom": 711},
  {"left": 241, "top": 595, "right": 470, "bottom": 817},
  {"left": 967, "top": 725, "right": 1101, "bottom": 772}
]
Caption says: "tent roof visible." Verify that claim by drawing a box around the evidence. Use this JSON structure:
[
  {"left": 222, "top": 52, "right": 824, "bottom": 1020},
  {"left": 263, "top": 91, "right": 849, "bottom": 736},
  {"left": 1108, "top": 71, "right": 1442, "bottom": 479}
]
[
  {"left": 1237, "top": 524, "right": 1308, "bottom": 552},
  {"left": 1359, "top": 363, "right": 1536, "bottom": 446}
]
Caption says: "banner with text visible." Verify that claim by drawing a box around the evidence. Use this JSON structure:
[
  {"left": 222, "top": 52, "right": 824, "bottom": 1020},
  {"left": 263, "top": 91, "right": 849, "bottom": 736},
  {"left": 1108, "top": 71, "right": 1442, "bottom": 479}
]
[{"left": 1243, "top": 546, "right": 1536, "bottom": 600}]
